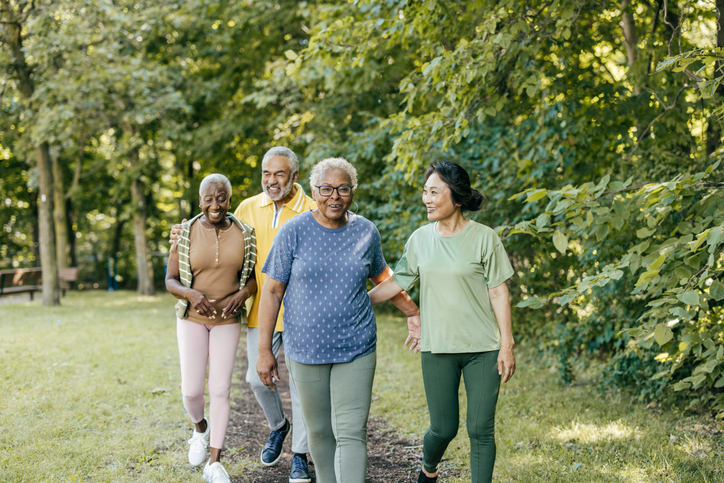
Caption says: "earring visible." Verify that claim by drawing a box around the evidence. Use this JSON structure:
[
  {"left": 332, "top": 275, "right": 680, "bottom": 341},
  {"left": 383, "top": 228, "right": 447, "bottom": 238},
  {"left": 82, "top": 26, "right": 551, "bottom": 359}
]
[{"left": 351, "top": 201, "right": 360, "bottom": 213}]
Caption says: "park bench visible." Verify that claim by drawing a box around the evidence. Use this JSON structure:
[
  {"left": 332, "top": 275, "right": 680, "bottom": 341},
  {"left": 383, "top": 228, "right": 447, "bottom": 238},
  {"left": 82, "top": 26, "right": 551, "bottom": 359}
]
[{"left": 0, "top": 267, "right": 79, "bottom": 300}]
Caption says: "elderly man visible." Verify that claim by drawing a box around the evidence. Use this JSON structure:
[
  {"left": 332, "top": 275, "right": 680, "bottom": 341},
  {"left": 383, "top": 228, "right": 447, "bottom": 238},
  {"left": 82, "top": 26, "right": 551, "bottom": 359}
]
[{"left": 172, "top": 147, "right": 314, "bottom": 483}]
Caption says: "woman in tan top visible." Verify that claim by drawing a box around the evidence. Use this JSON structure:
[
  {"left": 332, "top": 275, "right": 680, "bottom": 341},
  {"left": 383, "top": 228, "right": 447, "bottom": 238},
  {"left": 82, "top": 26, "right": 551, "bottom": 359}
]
[{"left": 166, "top": 174, "right": 257, "bottom": 483}]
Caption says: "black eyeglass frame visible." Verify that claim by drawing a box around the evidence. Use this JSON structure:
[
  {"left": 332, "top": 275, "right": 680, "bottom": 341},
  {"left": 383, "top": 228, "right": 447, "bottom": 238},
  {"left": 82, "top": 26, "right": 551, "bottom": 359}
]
[{"left": 314, "top": 185, "right": 354, "bottom": 197}]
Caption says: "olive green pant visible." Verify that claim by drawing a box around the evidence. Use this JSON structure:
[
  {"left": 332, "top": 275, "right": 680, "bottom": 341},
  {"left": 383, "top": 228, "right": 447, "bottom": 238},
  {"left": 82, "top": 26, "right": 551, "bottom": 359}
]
[
  {"left": 287, "top": 351, "right": 376, "bottom": 483},
  {"left": 421, "top": 351, "right": 500, "bottom": 483}
]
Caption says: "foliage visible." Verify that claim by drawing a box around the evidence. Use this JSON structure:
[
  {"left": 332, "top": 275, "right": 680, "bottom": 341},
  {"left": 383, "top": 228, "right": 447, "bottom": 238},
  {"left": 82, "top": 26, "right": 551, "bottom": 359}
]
[{"left": 3, "top": 0, "right": 724, "bottom": 408}]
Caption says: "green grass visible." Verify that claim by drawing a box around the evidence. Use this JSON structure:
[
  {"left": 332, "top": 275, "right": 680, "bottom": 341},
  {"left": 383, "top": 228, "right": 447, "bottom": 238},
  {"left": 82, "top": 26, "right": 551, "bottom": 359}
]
[
  {"left": 0, "top": 291, "right": 255, "bottom": 482},
  {"left": 373, "top": 314, "right": 724, "bottom": 482},
  {"left": 1, "top": 292, "right": 722, "bottom": 482}
]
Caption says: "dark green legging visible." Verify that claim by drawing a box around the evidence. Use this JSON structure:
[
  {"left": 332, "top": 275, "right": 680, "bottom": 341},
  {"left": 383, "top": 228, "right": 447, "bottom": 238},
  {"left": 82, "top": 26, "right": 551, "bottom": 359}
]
[{"left": 421, "top": 350, "right": 500, "bottom": 483}]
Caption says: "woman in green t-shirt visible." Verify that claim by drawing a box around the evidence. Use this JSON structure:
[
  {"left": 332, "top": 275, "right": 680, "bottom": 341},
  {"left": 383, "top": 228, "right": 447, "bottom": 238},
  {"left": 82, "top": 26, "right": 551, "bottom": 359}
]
[{"left": 368, "top": 161, "right": 515, "bottom": 483}]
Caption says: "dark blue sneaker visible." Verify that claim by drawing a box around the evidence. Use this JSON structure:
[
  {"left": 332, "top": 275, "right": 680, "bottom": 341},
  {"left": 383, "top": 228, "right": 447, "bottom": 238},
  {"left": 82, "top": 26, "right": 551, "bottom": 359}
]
[
  {"left": 260, "top": 419, "right": 290, "bottom": 466},
  {"left": 289, "top": 453, "right": 311, "bottom": 483}
]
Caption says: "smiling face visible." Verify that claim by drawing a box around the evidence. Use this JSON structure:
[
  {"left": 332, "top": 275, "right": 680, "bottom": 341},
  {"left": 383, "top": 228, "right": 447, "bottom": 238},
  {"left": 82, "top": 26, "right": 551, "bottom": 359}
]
[
  {"left": 422, "top": 172, "right": 460, "bottom": 222},
  {"left": 313, "top": 167, "right": 354, "bottom": 228},
  {"left": 199, "top": 182, "right": 231, "bottom": 226},
  {"left": 261, "top": 155, "right": 298, "bottom": 202}
]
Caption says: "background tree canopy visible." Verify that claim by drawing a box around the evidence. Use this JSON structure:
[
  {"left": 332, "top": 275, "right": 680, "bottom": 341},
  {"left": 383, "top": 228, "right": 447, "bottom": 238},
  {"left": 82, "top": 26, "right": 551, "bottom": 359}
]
[{"left": 2, "top": 0, "right": 723, "bottom": 414}]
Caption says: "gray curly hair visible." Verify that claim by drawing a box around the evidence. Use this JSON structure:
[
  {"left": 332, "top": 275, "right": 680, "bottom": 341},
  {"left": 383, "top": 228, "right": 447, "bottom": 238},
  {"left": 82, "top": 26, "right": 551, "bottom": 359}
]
[
  {"left": 199, "top": 173, "right": 232, "bottom": 196},
  {"left": 309, "top": 157, "right": 358, "bottom": 193}
]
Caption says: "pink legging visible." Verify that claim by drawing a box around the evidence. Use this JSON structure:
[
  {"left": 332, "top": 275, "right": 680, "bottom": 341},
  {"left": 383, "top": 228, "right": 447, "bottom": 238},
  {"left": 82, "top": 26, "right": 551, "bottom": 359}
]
[{"left": 177, "top": 318, "right": 241, "bottom": 449}]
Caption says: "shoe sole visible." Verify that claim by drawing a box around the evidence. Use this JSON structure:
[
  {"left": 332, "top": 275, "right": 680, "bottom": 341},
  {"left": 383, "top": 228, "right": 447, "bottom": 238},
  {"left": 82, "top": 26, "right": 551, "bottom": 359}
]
[
  {"left": 289, "top": 478, "right": 312, "bottom": 483},
  {"left": 260, "top": 452, "right": 283, "bottom": 467}
]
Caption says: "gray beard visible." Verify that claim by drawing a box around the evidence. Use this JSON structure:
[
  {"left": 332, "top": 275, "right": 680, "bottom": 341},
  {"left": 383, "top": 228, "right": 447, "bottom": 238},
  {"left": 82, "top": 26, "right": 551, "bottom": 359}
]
[{"left": 263, "top": 182, "right": 293, "bottom": 202}]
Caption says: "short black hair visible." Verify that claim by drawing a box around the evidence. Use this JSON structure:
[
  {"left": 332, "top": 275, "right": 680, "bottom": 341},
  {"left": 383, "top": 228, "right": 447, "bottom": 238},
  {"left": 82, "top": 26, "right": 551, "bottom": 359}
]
[{"left": 424, "top": 161, "right": 485, "bottom": 212}]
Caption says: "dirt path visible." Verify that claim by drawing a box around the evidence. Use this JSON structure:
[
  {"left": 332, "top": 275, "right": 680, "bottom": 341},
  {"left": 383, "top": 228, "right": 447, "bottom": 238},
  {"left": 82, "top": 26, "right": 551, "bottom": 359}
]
[{"left": 224, "top": 330, "right": 460, "bottom": 482}]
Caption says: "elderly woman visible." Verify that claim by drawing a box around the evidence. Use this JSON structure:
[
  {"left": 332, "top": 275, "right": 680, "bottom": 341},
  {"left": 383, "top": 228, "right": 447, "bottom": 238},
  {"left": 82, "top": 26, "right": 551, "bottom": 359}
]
[
  {"left": 256, "top": 157, "right": 420, "bottom": 483},
  {"left": 368, "top": 162, "right": 515, "bottom": 483},
  {"left": 166, "top": 174, "right": 257, "bottom": 483}
]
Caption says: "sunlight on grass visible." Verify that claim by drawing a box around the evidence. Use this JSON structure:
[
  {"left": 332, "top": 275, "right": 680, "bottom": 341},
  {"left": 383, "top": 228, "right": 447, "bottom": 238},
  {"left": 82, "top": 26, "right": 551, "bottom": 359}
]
[{"left": 552, "top": 421, "right": 639, "bottom": 443}]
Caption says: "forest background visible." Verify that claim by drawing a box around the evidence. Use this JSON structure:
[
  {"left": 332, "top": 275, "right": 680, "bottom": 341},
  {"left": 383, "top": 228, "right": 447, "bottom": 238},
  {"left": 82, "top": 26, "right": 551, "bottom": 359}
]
[{"left": 2, "top": 0, "right": 724, "bottom": 417}]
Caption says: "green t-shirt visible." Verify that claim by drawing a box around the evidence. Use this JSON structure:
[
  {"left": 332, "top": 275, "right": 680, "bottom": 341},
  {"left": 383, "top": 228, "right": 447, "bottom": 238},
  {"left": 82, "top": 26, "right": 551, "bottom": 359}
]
[{"left": 393, "top": 220, "right": 514, "bottom": 354}]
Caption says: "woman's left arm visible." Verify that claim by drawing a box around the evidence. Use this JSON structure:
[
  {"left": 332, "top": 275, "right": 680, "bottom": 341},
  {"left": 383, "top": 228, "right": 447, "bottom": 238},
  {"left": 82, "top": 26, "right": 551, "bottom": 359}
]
[
  {"left": 489, "top": 282, "right": 515, "bottom": 383},
  {"left": 370, "top": 266, "right": 421, "bottom": 353}
]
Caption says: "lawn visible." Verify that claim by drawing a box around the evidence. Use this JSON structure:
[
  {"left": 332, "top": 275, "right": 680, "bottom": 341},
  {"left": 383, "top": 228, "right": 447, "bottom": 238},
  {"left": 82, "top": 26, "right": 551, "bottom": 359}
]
[{"left": 1, "top": 291, "right": 722, "bottom": 482}]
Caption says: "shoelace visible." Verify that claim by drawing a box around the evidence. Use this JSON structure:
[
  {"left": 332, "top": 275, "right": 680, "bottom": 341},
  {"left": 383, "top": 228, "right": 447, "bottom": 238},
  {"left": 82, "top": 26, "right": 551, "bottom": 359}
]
[
  {"left": 189, "top": 432, "right": 208, "bottom": 451},
  {"left": 266, "top": 429, "right": 285, "bottom": 448}
]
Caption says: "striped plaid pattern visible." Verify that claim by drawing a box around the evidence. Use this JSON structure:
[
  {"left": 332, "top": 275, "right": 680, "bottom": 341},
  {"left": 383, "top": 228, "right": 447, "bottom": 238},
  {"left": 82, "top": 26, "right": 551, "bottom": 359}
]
[{"left": 174, "top": 212, "right": 257, "bottom": 320}]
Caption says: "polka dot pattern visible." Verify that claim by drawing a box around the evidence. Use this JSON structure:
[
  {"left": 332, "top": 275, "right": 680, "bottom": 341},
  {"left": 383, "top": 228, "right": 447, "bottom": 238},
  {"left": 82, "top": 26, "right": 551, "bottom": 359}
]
[{"left": 262, "top": 212, "right": 387, "bottom": 364}]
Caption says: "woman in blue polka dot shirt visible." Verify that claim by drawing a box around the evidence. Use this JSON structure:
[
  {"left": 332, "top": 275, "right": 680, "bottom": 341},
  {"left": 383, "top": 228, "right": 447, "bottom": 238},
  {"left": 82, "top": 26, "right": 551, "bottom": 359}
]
[{"left": 256, "top": 157, "right": 421, "bottom": 483}]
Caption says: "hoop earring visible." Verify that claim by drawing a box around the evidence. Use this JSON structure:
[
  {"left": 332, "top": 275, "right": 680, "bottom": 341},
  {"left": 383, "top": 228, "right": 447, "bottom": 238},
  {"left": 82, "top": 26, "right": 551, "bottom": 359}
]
[{"left": 351, "top": 201, "right": 359, "bottom": 213}]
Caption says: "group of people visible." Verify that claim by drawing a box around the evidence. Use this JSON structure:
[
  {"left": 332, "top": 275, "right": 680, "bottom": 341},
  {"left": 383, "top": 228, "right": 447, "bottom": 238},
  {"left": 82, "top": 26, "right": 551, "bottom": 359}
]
[{"left": 165, "top": 146, "right": 516, "bottom": 483}]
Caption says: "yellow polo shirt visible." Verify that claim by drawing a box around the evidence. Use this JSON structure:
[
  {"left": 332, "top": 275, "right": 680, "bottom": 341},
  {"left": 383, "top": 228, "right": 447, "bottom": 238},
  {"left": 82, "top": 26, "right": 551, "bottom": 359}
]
[{"left": 234, "top": 183, "right": 316, "bottom": 331}]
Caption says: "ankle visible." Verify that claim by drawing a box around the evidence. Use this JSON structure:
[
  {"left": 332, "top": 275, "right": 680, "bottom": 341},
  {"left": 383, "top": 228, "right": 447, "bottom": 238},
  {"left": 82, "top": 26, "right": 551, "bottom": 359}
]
[
  {"left": 195, "top": 418, "right": 207, "bottom": 433},
  {"left": 294, "top": 452, "right": 307, "bottom": 461},
  {"left": 423, "top": 468, "right": 438, "bottom": 478}
]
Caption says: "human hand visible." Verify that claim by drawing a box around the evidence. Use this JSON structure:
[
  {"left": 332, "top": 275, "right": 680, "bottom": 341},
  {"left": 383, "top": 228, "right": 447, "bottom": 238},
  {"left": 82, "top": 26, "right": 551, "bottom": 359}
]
[
  {"left": 404, "top": 314, "right": 421, "bottom": 354},
  {"left": 187, "top": 290, "right": 216, "bottom": 319},
  {"left": 221, "top": 290, "right": 248, "bottom": 319},
  {"left": 498, "top": 346, "right": 516, "bottom": 383},
  {"left": 169, "top": 219, "right": 187, "bottom": 246},
  {"left": 256, "top": 350, "right": 279, "bottom": 391}
]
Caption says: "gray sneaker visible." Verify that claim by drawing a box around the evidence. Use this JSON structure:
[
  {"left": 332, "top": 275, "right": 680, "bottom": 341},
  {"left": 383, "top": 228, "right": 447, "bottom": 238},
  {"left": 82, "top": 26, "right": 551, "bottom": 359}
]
[{"left": 289, "top": 453, "right": 311, "bottom": 483}]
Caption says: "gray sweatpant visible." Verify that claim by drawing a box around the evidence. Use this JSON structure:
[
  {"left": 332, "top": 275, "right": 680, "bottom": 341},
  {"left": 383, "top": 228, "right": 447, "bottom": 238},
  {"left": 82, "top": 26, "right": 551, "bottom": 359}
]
[{"left": 245, "top": 327, "right": 309, "bottom": 454}]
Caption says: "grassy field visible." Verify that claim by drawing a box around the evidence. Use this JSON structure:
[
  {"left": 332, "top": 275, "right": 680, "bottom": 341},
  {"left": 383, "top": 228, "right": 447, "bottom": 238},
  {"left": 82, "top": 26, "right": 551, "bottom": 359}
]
[{"left": 1, "top": 291, "right": 722, "bottom": 482}]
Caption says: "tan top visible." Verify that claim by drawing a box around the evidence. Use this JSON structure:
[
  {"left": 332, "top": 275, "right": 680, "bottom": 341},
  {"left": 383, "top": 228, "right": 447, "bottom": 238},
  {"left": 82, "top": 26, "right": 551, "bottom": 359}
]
[{"left": 185, "top": 221, "right": 246, "bottom": 326}]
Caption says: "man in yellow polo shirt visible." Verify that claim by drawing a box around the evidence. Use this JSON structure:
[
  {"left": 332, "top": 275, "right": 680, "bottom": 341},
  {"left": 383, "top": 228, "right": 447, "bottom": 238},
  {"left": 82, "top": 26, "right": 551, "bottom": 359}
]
[
  {"left": 170, "top": 147, "right": 314, "bottom": 483},
  {"left": 235, "top": 147, "right": 314, "bottom": 483}
]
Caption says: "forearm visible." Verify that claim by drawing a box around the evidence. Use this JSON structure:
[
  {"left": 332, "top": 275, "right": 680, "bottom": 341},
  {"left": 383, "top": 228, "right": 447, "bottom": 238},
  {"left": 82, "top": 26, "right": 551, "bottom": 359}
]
[
  {"left": 489, "top": 283, "right": 514, "bottom": 349},
  {"left": 388, "top": 290, "right": 419, "bottom": 317},
  {"left": 257, "top": 282, "right": 284, "bottom": 352},
  {"left": 368, "top": 276, "right": 405, "bottom": 305}
]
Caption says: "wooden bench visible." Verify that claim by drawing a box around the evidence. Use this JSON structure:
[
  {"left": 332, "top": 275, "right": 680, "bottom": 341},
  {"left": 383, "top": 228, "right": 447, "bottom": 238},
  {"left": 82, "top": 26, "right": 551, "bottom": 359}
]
[
  {"left": 0, "top": 267, "right": 80, "bottom": 299},
  {"left": 0, "top": 267, "right": 43, "bottom": 300}
]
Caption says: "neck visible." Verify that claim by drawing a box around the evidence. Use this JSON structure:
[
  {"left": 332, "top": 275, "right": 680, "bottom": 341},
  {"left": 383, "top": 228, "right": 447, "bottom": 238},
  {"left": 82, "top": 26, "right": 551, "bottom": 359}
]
[
  {"left": 273, "top": 184, "right": 298, "bottom": 211},
  {"left": 435, "top": 211, "right": 467, "bottom": 236},
  {"left": 313, "top": 210, "right": 348, "bottom": 229}
]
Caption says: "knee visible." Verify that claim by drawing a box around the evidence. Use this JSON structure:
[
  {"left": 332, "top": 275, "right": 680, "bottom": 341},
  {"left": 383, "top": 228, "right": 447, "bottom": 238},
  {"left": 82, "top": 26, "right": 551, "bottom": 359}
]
[
  {"left": 467, "top": 418, "right": 495, "bottom": 442},
  {"left": 428, "top": 425, "right": 458, "bottom": 444},
  {"left": 208, "top": 383, "right": 231, "bottom": 401},
  {"left": 182, "top": 387, "right": 204, "bottom": 403}
]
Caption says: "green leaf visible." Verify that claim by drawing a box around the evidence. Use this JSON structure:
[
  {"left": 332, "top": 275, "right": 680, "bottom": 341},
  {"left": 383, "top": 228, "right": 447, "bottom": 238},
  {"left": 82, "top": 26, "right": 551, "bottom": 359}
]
[
  {"left": 637, "top": 227, "right": 656, "bottom": 238},
  {"left": 710, "top": 281, "right": 724, "bottom": 301},
  {"left": 596, "top": 224, "right": 610, "bottom": 241},
  {"left": 677, "top": 291, "right": 700, "bottom": 306},
  {"left": 525, "top": 190, "right": 548, "bottom": 202},
  {"left": 654, "top": 323, "right": 674, "bottom": 346},
  {"left": 635, "top": 270, "right": 659, "bottom": 287},
  {"left": 517, "top": 296, "right": 545, "bottom": 309},
  {"left": 552, "top": 231, "right": 568, "bottom": 254},
  {"left": 284, "top": 50, "right": 299, "bottom": 60},
  {"left": 536, "top": 213, "right": 550, "bottom": 230}
]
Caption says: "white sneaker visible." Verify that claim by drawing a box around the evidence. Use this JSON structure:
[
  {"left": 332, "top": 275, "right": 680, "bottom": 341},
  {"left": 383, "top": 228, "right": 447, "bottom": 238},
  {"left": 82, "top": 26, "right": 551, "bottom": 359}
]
[
  {"left": 188, "top": 418, "right": 210, "bottom": 466},
  {"left": 203, "top": 461, "right": 231, "bottom": 483}
]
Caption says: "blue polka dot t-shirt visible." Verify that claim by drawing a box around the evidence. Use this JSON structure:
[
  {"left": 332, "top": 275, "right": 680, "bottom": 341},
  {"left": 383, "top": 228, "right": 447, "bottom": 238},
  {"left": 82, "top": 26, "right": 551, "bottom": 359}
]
[{"left": 262, "top": 211, "right": 387, "bottom": 364}]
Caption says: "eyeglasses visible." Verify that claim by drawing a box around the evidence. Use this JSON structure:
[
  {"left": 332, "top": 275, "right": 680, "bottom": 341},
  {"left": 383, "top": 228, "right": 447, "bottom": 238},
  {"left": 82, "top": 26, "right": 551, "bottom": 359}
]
[{"left": 315, "top": 185, "right": 353, "bottom": 197}]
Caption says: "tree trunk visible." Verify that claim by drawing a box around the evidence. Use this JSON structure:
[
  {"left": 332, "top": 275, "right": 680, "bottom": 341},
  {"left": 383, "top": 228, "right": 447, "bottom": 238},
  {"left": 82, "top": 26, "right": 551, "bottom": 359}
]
[
  {"left": 36, "top": 143, "right": 61, "bottom": 305},
  {"left": 5, "top": 18, "right": 60, "bottom": 305},
  {"left": 51, "top": 154, "right": 71, "bottom": 268},
  {"left": 129, "top": 147, "right": 155, "bottom": 295},
  {"left": 707, "top": 0, "right": 724, "bottom": 156},
  {"left": 621, "top": 0, "right": 640, "bottom": 95}
]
